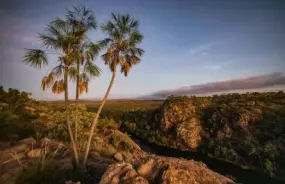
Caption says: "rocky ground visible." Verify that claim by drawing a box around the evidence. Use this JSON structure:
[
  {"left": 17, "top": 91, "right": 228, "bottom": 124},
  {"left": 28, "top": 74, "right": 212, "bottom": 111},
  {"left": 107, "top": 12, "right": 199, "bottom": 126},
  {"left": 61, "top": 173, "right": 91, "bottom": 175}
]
[{"left": 0, "top": 130, "right": 233, "bottom": 184}]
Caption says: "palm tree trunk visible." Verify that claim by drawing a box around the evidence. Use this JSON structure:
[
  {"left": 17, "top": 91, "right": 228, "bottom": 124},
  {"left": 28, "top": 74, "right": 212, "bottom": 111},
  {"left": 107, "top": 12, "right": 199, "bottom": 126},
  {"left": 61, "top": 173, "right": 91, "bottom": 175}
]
[
  {"left": 83, "top": 69, "right": 116, "bottom": 165},
  {"left": 75, "top": 61, "right": 80, "bottom": 142},
  {"left": 64, "top": 66, "right": 80, "bottom": 166}
]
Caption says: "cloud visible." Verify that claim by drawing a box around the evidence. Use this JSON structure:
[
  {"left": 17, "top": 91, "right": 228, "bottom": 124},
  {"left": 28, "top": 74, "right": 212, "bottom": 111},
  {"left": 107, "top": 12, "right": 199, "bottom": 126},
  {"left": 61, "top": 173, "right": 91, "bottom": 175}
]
[
  {"left": 188, "top": 43, "right": 212, "bottom": 55},
  {"left": 143, "top": 72, "right": 285, "bottom": 99},
  {"left": 204, "top": 60, "right": 233, "bottom": 71}
]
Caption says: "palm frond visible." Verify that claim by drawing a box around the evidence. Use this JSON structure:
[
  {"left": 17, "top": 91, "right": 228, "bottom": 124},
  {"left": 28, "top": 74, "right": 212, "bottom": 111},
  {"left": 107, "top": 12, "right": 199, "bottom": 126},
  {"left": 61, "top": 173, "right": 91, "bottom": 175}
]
[
  {"left": 52, "top": 80, "right": 65, "bottom": 94},
  {"left": 52, "top": 64, "right": 64, "bottom": 77},
  {"left": 85, "top": 62, "right": 101, "bottom": 77},
  {"left": 98, "top": 38, "right": 113, "bottom": 48},
  {"left": 100, "top": 13, "right": 144, "bottom": 74},
  {"left": 23, "top": 49, "right": 48, "bottom": 68},
  {"left": 120, "top": 62, "right": 131, "bottom": 76},
  {"left": 38, "top": 34, "right": 60, "bottom": 50},
  {"left": 41, "top": 72, "right": 55, "bottom": 91},
  {"left": 68, "top": 66, "right": 77, "bottom": 81}
]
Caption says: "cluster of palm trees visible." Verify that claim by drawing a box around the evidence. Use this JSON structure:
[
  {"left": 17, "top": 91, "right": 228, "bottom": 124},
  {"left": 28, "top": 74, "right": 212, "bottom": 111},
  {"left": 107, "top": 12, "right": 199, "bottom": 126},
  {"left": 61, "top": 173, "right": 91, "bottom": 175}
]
[{"left": 23, "top": 6, "right": 144, "bottom": 168}]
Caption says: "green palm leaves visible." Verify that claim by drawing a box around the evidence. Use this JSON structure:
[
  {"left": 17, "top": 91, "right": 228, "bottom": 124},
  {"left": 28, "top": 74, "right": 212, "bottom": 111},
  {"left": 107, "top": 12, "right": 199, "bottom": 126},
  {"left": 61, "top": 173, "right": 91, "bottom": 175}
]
[
  {"left": 23, "top": 6, "right": 101, "bottom": 96},
  {"left": 100, "top": 13, "right": 144, "bottom": 76}
]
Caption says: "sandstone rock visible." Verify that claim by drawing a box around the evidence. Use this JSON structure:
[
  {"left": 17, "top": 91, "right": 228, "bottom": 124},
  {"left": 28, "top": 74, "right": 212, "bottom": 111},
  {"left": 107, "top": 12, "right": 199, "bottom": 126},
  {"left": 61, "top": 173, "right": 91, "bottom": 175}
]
[
  {"left": 137, "top": 159, "right": 156, "bottom": 179},
  {"left": 41, "top": 137, "right": 65, "bottom": 148},
  {"left": 161, "top": 165, "right": 233, "bottom": 184},
  {"left": 128, "top": 176, "right": 149, "bottom": 184},
  {"left": 111, "top": 176, "right": 120, "bottom": 184},
  {"left": 90, "top": 151, "right": 101, "bottom": 157},
  {"left": 176, "top": 118, "right": 202, "bottom": 150},
  {"left": 113, "top": 152, "right": 123, "bottom": 162},
  {"left": 160, "top": 98, "right": 196, "bottom": 132},
  {"left": 99, "top": 163, "right": 149, "bottom": 184},
  {"left": 27, "top": 148, "right": 42, "bottom": 158},
  {"left": 121, "top": 169, "right": 138, "bottom": 181}
]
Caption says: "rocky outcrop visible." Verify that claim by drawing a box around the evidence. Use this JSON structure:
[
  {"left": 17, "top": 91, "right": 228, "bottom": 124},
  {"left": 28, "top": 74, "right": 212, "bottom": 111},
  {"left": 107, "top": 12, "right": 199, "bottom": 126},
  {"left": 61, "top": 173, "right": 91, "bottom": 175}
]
[
  {"left": 96, "top": 130, "right": 233, "bottom": 184},
  {"left": 99, "top": 163, "right": 149, "bottom": 184},
  {"left": 176, "top": 117, "right": 202, "bottom": 150},
  {"left": 0, "top": 137, "right": 72, "bottom": 184},
  {"left": 159, "top": 97, "right": 196, "bottom": 132},
  {"left": 0, "top": 131, "right": 233, "bottom": 184}
]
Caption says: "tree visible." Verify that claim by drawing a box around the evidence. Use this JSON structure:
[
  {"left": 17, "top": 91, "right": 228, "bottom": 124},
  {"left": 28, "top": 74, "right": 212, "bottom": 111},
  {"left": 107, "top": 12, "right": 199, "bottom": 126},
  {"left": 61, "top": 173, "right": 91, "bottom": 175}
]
[
  {"left": 83, "top": 13, "right": 144, "bottom": 164},
  {"left": 66, "top": 6, "right": 101, "bottom": 142},
  {"left": 23, "top": 16, "right": 82, "bottom": 166}
]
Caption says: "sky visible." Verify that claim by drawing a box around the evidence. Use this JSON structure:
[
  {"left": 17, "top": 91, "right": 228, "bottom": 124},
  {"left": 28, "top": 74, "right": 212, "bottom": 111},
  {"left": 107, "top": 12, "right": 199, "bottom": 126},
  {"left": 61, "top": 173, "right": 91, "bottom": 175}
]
[{"left": 0, "top": 0, "right": 285, "bottom": 100}]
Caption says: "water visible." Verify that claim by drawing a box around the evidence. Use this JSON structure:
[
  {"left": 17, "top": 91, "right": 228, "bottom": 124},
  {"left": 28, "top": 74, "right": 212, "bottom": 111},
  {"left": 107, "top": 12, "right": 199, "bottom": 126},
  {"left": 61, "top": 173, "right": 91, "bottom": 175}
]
[{"left": 131, "top": 135, "right": 285, "bottom": 184}]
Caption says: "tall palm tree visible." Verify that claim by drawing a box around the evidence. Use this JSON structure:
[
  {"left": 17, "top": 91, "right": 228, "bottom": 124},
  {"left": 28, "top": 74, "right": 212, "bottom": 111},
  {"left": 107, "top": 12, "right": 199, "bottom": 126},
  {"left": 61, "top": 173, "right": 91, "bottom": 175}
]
[
  {"left": 66, "top": 6, "right": 101, "bottom": 142},
  {"left": 83, "top": 13, "right": 144, "bottom": 164},
  {"left": 23, "top": 17, "right": 82, "bottom": 166}
]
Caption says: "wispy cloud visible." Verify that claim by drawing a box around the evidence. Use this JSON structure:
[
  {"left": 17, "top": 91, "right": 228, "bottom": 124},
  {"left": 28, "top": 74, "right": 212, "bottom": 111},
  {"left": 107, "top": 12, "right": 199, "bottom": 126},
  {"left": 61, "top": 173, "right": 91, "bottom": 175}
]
[
  {"left": 204, "top": 60, "right": 233, "bottom": 71},
  {"left": 143, "top": 72, "right": 285, "bottom": 99},
  {"left": 188, "top": 43, "right": 213, "bottom": 55}
]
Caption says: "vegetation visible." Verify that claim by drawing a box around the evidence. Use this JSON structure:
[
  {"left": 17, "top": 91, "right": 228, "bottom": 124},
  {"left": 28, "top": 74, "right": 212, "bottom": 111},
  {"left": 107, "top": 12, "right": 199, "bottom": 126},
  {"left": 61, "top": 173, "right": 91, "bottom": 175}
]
[{"left": 118, "top": 92, "right": 285, "bottom": 179}]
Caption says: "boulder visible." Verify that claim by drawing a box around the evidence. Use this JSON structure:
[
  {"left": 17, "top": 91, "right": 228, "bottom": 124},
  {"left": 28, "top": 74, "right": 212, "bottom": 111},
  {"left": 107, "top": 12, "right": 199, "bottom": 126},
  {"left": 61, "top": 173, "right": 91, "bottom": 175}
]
[
  {"left": 99, "top": 163, "right": 149, "bottom": 184},
  {"left": 41, "top": 137, "right": 65, "bottom": 148},
  {"left": 137, "top": 159, "right": 156, "bottom": 179},
  {"left": 27, "top": 148, "right": 42, "bottom": 158},
  {"left": 113, "top": 152, "right": 123, "bottom": 162}
]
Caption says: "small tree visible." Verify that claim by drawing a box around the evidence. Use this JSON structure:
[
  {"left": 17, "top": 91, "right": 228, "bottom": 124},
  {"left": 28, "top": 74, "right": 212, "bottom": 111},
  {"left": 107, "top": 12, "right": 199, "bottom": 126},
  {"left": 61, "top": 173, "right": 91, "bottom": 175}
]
[
  {"left": 83, "top": 13, "right": 144, "bottom": 164},
  {"left": 66, "top": 6, "right": 101, "bottom": 142}
]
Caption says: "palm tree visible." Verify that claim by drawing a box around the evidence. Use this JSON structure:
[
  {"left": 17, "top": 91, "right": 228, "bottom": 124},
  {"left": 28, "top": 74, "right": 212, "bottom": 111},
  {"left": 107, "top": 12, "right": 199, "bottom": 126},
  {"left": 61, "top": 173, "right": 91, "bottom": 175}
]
[
  {"left": 66, "top": 6, "right": 101, "bottom": 142},
  {"left": 23, "top": 17, "right": 82, "bottom": 166},
  {"left": 83, "top": 13, "right": 144, "bottom": 164}
]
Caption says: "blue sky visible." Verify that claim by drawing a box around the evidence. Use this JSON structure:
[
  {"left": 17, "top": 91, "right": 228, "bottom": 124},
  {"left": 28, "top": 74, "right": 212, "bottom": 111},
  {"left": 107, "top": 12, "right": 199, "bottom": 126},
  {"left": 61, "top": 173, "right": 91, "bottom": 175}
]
[{"left": 0, "top": 0, "right": 285, "bottom": 99}]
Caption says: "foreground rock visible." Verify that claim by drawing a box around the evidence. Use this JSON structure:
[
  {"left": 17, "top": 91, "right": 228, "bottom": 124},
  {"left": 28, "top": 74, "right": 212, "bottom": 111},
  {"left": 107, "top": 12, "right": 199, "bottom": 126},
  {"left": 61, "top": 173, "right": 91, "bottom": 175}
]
[
  {"left": 0, "top": 131, "right": 233, "bottom": 184},
  {"left": 100, "top": 163, "right": 148, "bottom": 184},
  {"left": 93, "top": 130, "right": 234, "bottom": 184}
]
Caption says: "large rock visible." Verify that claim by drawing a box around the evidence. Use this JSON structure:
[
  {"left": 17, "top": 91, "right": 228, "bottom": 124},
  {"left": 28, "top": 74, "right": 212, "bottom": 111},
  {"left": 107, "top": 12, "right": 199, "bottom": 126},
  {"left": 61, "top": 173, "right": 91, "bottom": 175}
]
[
  {"left": 27, "top": 148, "right": 42, "bottom": 158},
  {"left": 99, "top": 163, "right": 149, "bottom": 184},
  {"left": 41, "top": 137, "right": 65, "bottom": 148},
  {"left": 113, "top": 152, "right": 123, "bottom": 162},
  {"left": 137, "top": 159, "right": 156, "bottom": 179}
]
